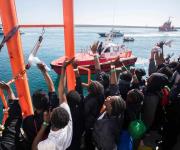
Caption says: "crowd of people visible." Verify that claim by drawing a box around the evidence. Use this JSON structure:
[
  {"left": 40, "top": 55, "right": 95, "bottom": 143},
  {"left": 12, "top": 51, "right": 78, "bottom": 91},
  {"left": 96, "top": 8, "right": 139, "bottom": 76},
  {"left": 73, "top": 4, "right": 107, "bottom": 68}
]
[{"left": 0, "top": 41, "right": 180, "bottom": 150}]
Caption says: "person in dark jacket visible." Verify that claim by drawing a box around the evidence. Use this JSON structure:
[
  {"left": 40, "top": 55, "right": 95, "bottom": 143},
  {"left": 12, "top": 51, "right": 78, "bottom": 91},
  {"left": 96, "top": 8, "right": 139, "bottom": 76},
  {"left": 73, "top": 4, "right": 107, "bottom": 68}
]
[
  {"left": 93, "top": 65, "right": 126, "bottom": 150},
  {"left": 84, "top": 80, "right": 104, "bottom": 150},
  {"left": 66, "top": 61, "right": 84, "bottom": 150},
  {"left": 118, "top": 71, "right": 132, "bottom": 100},
  {"left": 22, "top": 63, "right": 59, "bottom": 149},
  {"left": 162, "top": 80, "right": 180, "bottom": 150},
  {"left": 0, "top": 81, "right": 22, "bottom": 150}
]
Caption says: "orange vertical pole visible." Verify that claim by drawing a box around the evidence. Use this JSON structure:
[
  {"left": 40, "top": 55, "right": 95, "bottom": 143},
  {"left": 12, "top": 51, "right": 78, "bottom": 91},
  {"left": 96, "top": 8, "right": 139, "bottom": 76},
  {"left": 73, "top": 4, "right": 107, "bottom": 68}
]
[
  {"left": 63, "top": 0, "right": 76, "bottom": 91},
  {"left": 0, "top": 0, "right": 33, "bottom": 116}
]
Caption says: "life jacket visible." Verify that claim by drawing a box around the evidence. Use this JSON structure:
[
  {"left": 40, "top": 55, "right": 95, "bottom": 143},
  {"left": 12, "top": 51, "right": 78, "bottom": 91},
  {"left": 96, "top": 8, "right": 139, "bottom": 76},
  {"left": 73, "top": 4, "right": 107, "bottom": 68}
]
[{"left": 160, "top": 86, "right": 170, "bottom": 106}]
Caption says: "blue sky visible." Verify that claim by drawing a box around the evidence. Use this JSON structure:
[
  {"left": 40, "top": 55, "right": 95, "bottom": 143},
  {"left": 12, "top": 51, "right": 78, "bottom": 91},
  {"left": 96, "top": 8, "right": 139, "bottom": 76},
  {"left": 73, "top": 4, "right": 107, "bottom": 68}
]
[{"left": 13, "top": 0, "right": 180, "bottom": 26}]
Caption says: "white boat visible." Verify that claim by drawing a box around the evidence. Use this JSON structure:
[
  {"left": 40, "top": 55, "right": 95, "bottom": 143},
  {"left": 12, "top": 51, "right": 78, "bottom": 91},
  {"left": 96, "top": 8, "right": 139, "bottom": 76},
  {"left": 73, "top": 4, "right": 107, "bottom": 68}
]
[{"left": 98, "top": 29, "right": 124, "bottom": 38}]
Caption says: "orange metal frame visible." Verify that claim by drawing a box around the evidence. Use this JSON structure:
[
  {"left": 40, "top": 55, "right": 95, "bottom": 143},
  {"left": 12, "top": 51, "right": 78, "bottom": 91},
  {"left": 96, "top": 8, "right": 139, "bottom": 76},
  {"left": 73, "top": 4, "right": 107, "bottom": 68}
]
[
  {"left": 78, "top": 66, "right": 91, "bottom": 85},
  {"left": 0, "top": 0, "right": 75, "bottom": 117}
]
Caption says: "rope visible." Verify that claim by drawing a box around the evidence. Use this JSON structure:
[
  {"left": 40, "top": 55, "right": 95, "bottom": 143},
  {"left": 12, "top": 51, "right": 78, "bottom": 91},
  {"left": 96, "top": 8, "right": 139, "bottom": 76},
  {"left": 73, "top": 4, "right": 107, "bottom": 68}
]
[
  {"left": 7, "top": 69, "right": 26, "bottom": 85},
  {"left": 0, "top": 25, "right": 20, "bottom": 51},
  {"left": 26, "top": 28, "right": 45, "bottom": 69}
]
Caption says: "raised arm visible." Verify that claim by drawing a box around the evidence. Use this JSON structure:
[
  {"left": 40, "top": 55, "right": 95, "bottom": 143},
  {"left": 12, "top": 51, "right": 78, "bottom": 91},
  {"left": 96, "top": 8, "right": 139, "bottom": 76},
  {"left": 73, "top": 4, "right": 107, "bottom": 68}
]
[
  {"left": 91, "top": 41, "right": 101, "bottom": 71},
  {"left": 110, "top": 65, "right": 118, "bottom": 85},
  {"left": 0, "top": 81, "right": 16, "bottom": 100},
  {"left": 0, "top": 81, "right": 22, "bottom": 150},
  {"left": 130, "top": 67, "right": 139, "bottom": 84},
  {"left": 37, "top": 63, "right": 55, "bottom": 92},
  {"left": 32, "top": 111, "right": 50, "bottom": 150},
  {"left": 58, "top": 58, "right": 74, "bottom": 104},
  {"left": 109, "top": 59, "right": 120, "bottom": 96},
  {"left": 72, "top": 60, "right": 84, "bottom": 97}
]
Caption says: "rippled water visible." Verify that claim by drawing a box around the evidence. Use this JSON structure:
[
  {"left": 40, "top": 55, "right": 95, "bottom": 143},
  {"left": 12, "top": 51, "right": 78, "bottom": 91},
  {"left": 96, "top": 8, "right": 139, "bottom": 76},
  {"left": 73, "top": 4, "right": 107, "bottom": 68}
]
[{"left": 0, "top": 27, "right": 180, "bottom": 121}]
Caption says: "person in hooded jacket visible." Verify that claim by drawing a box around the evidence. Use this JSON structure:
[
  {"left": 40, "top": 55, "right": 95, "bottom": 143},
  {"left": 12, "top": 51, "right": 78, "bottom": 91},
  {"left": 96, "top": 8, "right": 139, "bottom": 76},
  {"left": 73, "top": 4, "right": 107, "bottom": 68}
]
[
  {"left": 84, "top": 80, "right": 104, "bottom": 150},
  {"left": 93, "top": 64, "right": 126, "bottom": 150},
  {"left": 162, "top": 79, "right": 180, "bottom": 150},
  {"left": 143, "top": 72, "right": 169, "bottom": 130},
  {"left": 0, "top": 81, "right": 22, "bottom": 150}
]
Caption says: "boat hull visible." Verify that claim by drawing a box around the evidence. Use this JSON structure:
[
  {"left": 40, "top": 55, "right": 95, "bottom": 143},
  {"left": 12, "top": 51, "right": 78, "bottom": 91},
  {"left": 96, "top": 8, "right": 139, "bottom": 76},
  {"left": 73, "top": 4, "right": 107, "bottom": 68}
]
[
  {"left": 51, "top": 51, "right": 137, "bottom": 75},
  {"left": 98, "top": 32, "right": 124, "bottom": 37},
  {"left": 123, "top": 38, "right": 134, "bottom": 42},
  {"left": 159, "top": 27, "right": 178, "bottom": 32}
]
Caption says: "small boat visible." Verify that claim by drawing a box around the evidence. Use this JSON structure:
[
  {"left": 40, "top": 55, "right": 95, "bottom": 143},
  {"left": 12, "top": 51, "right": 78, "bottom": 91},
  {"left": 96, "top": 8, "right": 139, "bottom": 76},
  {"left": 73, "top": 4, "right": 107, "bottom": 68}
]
[
  {"left": 98, "top": 29, "right": 124, "bottom": 38},
  {"left": 51, "top": 42, "right": 137, "bottom": 75},
  {"left": 123, "top": 37, "right": 135, "bottom": 42},
  {"left": 159, "top": 17, "right": 177, "bottom": 32}
]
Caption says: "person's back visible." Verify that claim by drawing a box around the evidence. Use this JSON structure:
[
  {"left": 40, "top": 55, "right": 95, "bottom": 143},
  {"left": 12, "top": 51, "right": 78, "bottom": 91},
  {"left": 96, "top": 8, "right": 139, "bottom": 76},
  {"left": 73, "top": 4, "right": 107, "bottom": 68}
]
[
  {"left": 143, "top": 73, "right": 169, "bottom": 129},
  {"left": 22, "top": 90, "right": 49, "bottom": 147},
  {"left": 37, "top": 104, "right": 72, "bottom": 150},
  {"left": 66, "top": 90, "right": 84, "bottom": 150},
  {"left": 118, "top": 71, "right": 132, "bottom": 100},
  {"left": 23, "top": 63, "right": 59, "bottom": 149},
  {"left": 162, "top": 81, "right": 180, "bottom": 150}
]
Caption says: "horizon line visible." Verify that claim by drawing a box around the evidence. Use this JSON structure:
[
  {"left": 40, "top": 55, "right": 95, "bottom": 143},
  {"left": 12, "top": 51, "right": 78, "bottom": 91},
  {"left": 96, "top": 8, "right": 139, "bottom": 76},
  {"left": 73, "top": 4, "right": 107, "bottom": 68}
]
[{"left": 75, "top": 24, "right": 180, "bottom": 29}]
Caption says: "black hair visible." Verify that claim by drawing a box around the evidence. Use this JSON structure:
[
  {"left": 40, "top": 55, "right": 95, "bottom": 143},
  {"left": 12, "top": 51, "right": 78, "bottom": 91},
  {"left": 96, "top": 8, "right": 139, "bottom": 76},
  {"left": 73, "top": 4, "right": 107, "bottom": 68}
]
[
  {"left": 88, "top": 81, "right": 104, "bottom": 96},
  {"left": 168, "top": 61, "right": 179, "bottom": 72},
  {"left": 67, "top": 90, "right": 81, "bottom": 107},
  {"left": 135, "top": 68, "right": 146, "bottom": 81},
  {"left": 51, "top": 107, "right": 69, "bottom": 129},
  {"left": 126, "top": 89, "right": 144, "bottom": 105},
  {"left": 111, "top": 96, "right": 126, "bottom": 117},
  {"left": 157, "top": 63, "right": 166, "bottom": 71},
  {"left": 119, "top": 71, "right": 132, "bottom": 82},
  {"left": 32, "top": 89, "right": 49, "bottom": 111},
  {"left": 101, "top": 72, "right": 110, "bottom": 89},
  {"left": 157, "top": 66, "right": 173, "bottom": 80},
  {"left": 147, "top": 73, "right": 169, "bottom": 92}
]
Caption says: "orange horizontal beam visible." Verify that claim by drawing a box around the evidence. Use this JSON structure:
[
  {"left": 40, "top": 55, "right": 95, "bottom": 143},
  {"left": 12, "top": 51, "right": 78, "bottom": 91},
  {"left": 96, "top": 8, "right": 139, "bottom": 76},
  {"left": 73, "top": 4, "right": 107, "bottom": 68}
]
[{"left": 20, "top": 24, "right": 64, "bottom": 28}]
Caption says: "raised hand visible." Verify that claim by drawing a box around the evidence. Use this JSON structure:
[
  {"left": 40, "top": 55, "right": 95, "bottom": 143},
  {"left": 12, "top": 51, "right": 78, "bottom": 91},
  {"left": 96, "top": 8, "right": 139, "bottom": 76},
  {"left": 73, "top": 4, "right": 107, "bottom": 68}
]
[
  {"left": 0, "top": 81, "right": 16, "bottom": 99},
  {"left": 90, "top": 41, "right": 99, "bottom": 54},
  {"left": 43, "top": 111, "right": 50, "bottom": 124},
  {"left": 72, "top": 59, "right": 78, "bottom": 69},
  {"left": 154, "top": 51, "right": 165, "bottom": 66},
  {"left": 0, "top": 81, "right": 10, "bottom": 90},
  {"left": 62, "top": 57, "right": 75, "bottom": 69},
  {"left": 130, "top": 67, "right": 136, "bottom": 75}
]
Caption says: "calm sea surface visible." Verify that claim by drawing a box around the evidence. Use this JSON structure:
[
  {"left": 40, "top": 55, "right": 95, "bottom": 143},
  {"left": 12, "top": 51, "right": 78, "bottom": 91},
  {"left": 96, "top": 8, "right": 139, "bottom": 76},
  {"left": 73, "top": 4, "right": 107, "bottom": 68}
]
[{"left": 0, "top": 27, "right": 180, "bottom": 121}]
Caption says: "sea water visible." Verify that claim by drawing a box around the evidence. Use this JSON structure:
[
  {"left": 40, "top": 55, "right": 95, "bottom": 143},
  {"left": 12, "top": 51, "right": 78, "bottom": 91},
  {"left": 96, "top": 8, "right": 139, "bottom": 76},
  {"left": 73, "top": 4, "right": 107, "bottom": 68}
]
[{"left": 0, "top": 27, "right": 180, "bottom": 121}]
